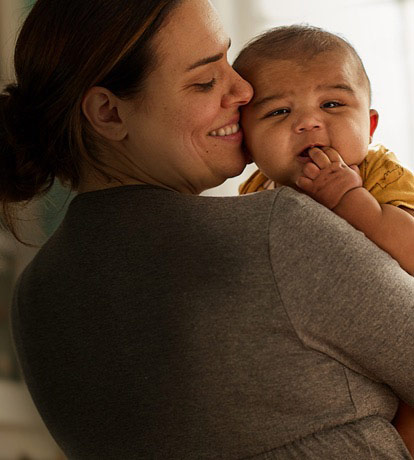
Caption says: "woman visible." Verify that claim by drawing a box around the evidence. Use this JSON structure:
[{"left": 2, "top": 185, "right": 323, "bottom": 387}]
[{"left": 2, "top": 0, "right": 414, "bottom": 458}]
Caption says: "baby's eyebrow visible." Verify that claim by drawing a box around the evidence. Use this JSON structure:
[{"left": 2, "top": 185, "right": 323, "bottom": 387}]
[
  {"left": 251, "top": 83, "right": 355, "bottom": 109},
  {"left": 317, "top": 83, "right": 355, "bottom": 94},
  {"left": 252, "top": 93, "right": 288, "bottom": 109}
]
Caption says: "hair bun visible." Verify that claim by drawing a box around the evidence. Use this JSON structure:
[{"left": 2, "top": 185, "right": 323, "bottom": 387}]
[
  {"left": 2, "top": 83, "right": 36, "bottom": 148},
  {"left": 0, "top": 84, "right": 53, "bottom": 204}
]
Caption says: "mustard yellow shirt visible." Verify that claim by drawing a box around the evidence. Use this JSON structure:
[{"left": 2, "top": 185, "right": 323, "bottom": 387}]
[{"left": 239, "top": 144, "right": 414, "bottom": 211}]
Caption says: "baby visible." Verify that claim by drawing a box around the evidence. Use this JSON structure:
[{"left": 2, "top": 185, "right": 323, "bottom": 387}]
[{"left": 234, "top": 24, "right": 414, "bottom": 454}]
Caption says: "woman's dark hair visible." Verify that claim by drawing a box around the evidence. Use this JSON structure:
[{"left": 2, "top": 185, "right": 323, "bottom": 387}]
[{"left": 0, "top": 0, "right": 183, "bottom": 240}]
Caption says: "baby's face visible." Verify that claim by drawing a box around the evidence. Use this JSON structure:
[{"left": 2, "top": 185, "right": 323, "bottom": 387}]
[{"left": 240, "top": 51, "right": 378, "bottom": 187}]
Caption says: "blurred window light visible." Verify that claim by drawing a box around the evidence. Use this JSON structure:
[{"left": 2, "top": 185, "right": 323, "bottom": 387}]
[{"left": 259, "top": 0, "right": 392, "bottom": 17}]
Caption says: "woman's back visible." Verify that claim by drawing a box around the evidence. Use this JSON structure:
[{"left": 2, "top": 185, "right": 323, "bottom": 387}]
[{"left": 11, "top": 185, "right": 413, "bottom": 459}]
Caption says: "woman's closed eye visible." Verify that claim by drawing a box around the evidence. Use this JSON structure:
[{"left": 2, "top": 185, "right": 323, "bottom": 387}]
[
  {"left": 193, "top": 78, "right": 216, "bottom": 91},
  {"left": 322, "top": 101, "right": 345, "bottom": 109}
]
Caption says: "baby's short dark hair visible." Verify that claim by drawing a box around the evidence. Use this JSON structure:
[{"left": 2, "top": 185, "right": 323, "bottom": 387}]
[{"left": 233, "top": 24, "right": 371, "bottom": 104}]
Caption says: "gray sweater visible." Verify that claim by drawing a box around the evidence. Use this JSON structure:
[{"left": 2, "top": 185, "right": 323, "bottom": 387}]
[{"left": 11, "top": 185, "right": 414, "bottom": 459}]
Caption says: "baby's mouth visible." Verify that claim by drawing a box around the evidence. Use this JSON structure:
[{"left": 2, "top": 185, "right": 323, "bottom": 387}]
[
  {"left": 298, "top": 144, "right": 324, "bottom": 158},
  {"left": 299, "top": 148, "right": 311, "bottom": 158}
]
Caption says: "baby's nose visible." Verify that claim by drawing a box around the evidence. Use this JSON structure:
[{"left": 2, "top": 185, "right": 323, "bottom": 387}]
[{"left": 294, "top": 111, "right": 323, "bottom": 133}]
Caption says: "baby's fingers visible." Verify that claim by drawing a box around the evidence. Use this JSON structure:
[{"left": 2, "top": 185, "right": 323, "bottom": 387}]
[
  {"left": 320, "top": 146, "right": 344, "bottom": 164},
  {"left": 296, "top": 176, "right": 314, "bottom": 193},
  {"left": 349, "top": 164, "right": 361, "bottom": 175},
  {"left": 308, "top": 147, "right": 331, "bottom": 169},
  {"left": 302, "top": 161, "right": 321, "bottom": 180}
]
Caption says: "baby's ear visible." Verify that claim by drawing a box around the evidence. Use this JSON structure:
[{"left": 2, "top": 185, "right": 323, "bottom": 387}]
[{"left": 369, "top": 109, "right": 379, "bottom": 138}]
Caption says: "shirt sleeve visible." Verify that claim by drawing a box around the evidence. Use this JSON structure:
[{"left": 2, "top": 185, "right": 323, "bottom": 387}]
[
  {"left": 360, "top": 145, "right": 414, "bottom": 210},
  {"left": 269, "top": 187, "right": 414, "bottom": 405}
]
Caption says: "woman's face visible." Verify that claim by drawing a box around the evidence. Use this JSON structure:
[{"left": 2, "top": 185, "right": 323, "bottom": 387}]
[{"left": 121, "top": 0, "right": 253, "bottom": 194}]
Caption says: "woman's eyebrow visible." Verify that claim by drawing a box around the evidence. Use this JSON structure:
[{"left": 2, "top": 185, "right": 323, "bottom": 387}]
[{"left": 186, "top": 39, "right": 231, "bottom": 72}]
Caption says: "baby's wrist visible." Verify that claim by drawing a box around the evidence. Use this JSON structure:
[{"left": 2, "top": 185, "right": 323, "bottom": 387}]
[{"left": 332, "top": 186, "right": 364, "bottom": 212}]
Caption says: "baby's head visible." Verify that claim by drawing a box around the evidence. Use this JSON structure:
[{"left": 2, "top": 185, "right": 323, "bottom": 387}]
[{"left": 233, "top": 25, "right": 378, "bottom": 188}]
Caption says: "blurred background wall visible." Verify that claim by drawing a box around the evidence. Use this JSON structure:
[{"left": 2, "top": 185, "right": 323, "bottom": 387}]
[{"left": 0, "top": 0, "right": 413, "bottom": 458}]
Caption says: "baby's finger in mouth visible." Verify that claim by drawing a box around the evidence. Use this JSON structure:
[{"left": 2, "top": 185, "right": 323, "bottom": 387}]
[
  {"left": 320, "top": 146, "right": 343, "bottom": 164},
  {"left": 309, "top": 147, "right": 331, "bottom": 169}
]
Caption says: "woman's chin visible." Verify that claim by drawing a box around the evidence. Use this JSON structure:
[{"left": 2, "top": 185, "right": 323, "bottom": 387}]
[{"left": 225, "top": 160, "right": 248, "bottom": 180}]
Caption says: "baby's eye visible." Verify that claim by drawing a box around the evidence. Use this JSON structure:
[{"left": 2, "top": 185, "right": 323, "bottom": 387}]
[
  {"left": 194, "top": 78, "right": 216, "bottom": 92},
  {"left": 322, "top": 101, "right": 345, "bottom": 109},
  {"left": 265, "top": 108, "right": 290, "bottom": 118}
]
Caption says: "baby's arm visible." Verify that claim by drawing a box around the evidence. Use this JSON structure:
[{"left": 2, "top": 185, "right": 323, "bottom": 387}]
[
  {"left": 296, "top": 146, "right": 414, "bottom": 275},
  {"left": 296, "top": 146, "right": 414, "bottom": 456}
]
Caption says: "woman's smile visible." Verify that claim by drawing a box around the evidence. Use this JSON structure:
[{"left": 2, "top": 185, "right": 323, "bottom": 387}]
[{"left": 209, "top": 122, "right": 240, "bottom": 137}]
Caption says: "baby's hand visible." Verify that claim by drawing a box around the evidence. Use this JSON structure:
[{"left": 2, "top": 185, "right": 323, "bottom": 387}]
[{"left": 296, "top": 147, "right": 363, "bottom": 209}]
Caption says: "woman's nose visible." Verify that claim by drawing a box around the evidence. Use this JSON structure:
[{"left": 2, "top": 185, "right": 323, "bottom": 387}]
[
  {"left": 293, "top": 111, "right": 323, "bottom": 133},
  {"left": 222, "top": 69, "right": 253, "bottom": 108}
]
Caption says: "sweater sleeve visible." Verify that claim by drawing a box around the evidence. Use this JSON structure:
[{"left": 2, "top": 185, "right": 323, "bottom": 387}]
[{"left": 269, "top": 186, "right": 414, "bottom": 405}]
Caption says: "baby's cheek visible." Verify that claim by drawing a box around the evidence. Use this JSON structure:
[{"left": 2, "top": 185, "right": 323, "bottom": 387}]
[
  {"left": 344, "top": 122, "right": 370, "bottom": 165},
  {"left": 340, "top": 135, "right": 368, "bottom": 166}
]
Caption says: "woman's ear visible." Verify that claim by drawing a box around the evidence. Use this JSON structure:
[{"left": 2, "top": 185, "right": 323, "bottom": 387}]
[
  {"left": 82, "top": 87, "right": 128, "bottom": 141},
  {"left": 369, "top": 109, "right": 379, "bottom": 139}
]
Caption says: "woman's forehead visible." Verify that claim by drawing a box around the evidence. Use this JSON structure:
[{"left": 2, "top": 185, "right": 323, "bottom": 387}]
[{"left": 153, "top": 0, "right": 228, "bottom": 72}]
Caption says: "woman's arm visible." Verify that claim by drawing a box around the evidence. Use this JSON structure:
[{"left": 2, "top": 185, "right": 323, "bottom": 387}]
[
  {"left": 295, "top": 146, "right": 414, "bottom": 453},
  {"left": 332, "top": 188, "right": 414, "bottom": 275},
  {"left": 270, "top": 186, "right": 414, "bottom": 405}
]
